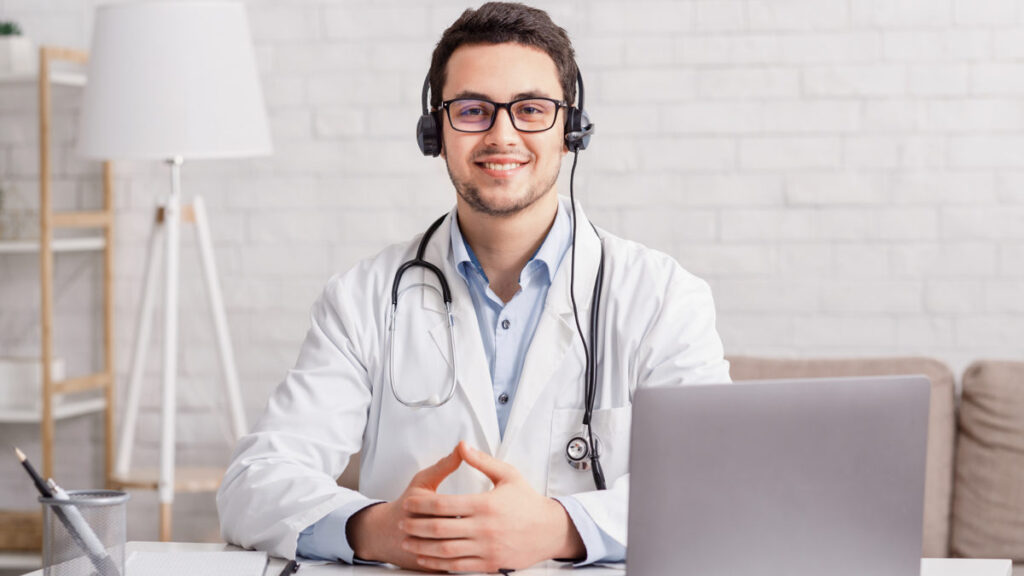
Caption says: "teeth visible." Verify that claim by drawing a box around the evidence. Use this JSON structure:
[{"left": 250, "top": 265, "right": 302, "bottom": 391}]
[{"left": 482, "top": 162, "right": 521, "bottom": 171}]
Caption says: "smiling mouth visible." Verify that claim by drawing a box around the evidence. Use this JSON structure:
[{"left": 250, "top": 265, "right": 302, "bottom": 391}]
[{"left": 479, "top": 162, "right": 524, "bottom": 171}]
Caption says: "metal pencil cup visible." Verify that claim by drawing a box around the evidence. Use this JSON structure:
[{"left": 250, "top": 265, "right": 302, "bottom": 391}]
[{"left": 39, "top": 490, "right": 129, "bottom": 576}]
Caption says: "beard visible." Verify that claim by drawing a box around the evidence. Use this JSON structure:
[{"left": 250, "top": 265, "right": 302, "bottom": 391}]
[{"left": 444, "top": 154, "right": 561, "bottom": 218}]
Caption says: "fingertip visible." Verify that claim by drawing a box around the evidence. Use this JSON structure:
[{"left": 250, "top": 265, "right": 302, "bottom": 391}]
[{"left": 457, "top": 441, "right": 477, "bottom": 458}]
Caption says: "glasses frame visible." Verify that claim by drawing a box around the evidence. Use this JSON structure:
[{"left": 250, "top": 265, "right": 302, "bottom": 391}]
[{"left": 441, "top": 97, "right": 567, "bottom": 133}]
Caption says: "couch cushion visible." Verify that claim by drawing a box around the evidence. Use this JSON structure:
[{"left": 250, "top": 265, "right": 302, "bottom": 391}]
[
  {"left": 728, "top": 356, "right": 956, "bottom": 558},
  {"left": 950, "top": 360, "right": 1024, "bottom": 562}
]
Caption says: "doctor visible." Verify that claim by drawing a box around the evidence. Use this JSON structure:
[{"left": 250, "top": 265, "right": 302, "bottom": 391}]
[{"left": 218, "top": 2, "right": 730, "bottom": 572}]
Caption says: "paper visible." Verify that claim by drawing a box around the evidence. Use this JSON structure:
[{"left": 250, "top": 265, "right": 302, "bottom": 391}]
[{"left": 127, "top": 550, "right": 267, "bottom": 576}]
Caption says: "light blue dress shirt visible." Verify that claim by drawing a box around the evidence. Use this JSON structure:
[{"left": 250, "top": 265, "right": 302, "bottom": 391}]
[{"left": 297, "top": 201, "right": 624, "bottom": 565}]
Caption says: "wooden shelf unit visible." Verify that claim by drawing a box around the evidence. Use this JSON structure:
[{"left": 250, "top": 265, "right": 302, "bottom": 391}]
[{"left": 0, "top": 46, "right": 115, "bottom": 561}]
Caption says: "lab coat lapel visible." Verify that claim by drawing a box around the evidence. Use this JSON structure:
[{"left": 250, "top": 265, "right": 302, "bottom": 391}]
[
  {"left": 499, "top": 199, "right": 603, "bottom": 455},
  {"left": 421, "top": 213, "right": 501, "bottom": 455}
]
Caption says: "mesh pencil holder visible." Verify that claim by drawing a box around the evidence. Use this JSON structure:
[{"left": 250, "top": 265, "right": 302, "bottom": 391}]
[{"left": 39, "top": 490, "right": 129, "bottom": 576}]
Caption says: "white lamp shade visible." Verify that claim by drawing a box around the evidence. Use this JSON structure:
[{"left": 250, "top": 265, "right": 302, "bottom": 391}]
[{"left": 77, "top": 1, "right": 272, "bottom": 160}]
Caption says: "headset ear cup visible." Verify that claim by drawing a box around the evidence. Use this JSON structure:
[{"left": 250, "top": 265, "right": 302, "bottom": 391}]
[
  {"left": 417, "top": 112, "right": 442, "bottom": 157},
  {"left": 564, "top": 107, "right": 593, "bottom": 152}
]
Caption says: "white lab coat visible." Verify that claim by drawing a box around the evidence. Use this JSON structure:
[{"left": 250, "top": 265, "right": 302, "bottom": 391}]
[{"left": 217, "top": 199, "right": 730, "bottom": 559}]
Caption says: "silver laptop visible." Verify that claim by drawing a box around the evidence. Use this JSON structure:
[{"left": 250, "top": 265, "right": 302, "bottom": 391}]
[{"left": 627, "top": 376, "right": 930, "bottom": 576}]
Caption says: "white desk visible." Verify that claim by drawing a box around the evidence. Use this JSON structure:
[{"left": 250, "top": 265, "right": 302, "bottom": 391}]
[{"left": 21, "top": 541, "right": 1014, "bottom": 576}]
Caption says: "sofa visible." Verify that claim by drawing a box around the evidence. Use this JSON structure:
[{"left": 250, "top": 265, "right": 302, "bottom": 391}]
[{"left": 729, "top": 356, "right": 1024, "bottom": 574}]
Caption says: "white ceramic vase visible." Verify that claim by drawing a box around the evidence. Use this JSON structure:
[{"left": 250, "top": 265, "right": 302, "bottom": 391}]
[{"left": 0, "top": 36, "right": 37, "bottom": 74}]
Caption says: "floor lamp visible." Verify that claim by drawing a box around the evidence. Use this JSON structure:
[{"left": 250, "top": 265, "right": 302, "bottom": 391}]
[{"left": 76, "top": 1, "right": 272, "bottom": 540}]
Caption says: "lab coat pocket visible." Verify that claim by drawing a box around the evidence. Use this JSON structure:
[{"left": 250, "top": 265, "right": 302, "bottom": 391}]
[{"left": 547, "top": 405, "right": 631, "bottom": 497}]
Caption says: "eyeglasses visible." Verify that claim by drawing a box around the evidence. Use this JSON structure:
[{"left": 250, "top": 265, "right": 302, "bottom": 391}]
[{"left": 441, "top": 97, "right": 566, "bottom": 133}]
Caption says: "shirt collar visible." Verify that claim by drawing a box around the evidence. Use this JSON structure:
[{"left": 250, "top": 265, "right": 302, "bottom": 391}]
[{"left": 449, "top": 200, "right": 571, "bottom": 286}]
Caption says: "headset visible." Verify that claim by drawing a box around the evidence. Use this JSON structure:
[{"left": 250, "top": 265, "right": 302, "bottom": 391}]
[
  {"left": 417, "top": 69, "right": 594, "bottom": 156},
  {"left": 412, "top": 65, "right": 605, "bottom": 491}
]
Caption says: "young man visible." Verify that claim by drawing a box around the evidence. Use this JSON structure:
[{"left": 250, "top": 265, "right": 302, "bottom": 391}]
[{"left": 218, "top": 3, "right": 729, "bottom": 572}]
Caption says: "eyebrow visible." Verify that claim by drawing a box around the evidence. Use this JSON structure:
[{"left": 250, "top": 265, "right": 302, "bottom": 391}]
[{"left": 450, "top": 89, "right": 560, "bottom": 101}]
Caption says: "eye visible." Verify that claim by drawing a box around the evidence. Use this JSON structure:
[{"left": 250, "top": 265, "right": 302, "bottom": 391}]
[{"left": 453, "top": 101, "right": 493, "bottom": 118}]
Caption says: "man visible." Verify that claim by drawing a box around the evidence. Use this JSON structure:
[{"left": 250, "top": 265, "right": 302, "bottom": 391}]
[{"left": 217, "top": 3, "right": 729, "bottom": 572}]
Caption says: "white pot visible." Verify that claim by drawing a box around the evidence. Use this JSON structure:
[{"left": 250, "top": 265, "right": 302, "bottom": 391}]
[
  {"left": 0, "top": 36, "right": 38, "bottom": 74},
  {"left": 0, "top": 357, "right": 65, "bottom": 409}
]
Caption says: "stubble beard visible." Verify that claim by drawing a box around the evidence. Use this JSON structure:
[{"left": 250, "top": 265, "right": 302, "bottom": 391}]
[{"left": 445, "top": 157, "right": 561, "bottom": 218}]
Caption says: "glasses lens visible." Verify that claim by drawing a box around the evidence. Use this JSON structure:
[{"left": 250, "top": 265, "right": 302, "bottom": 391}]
[
  {"left": 511, "top": 99, "right": 559, "bottom": 131},
  {"left": 448, "top": 99, "right": 496, "bottom": 132}
]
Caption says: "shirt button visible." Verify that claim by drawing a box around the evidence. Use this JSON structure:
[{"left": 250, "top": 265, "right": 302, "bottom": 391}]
[
  {"left": 498, "top": 393, "right": 509, "bottom": 404},
  {"left": 501, "top": 319, "right": 511, "bottom": 330}
]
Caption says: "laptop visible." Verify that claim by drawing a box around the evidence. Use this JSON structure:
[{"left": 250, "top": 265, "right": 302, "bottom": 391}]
[{"left": 627, "top": 376, "right": 930, "bottom": 576}]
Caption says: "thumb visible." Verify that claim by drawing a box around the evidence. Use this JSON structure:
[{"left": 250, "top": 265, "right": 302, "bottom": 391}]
[
  {"left": 458, "top": 441, "right": 517, "bottom": 485},
  {"left": 409, "top": 446, "right": 463, "bottom": 491}
]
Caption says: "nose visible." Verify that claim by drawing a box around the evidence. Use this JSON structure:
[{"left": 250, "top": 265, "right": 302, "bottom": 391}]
[{"left": 484, "top": 105, "right": 520, "bottom": 146}]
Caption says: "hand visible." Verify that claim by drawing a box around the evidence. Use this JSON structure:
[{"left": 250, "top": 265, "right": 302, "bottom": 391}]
[
  {"left": 400, "top": 441, "right": 586, "bottom": 573},
  {"left": 347, "top": 447, "right": 463, "bottom": 570}
]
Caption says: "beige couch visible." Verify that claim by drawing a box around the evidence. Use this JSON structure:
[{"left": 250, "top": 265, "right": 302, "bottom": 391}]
[{"left": 730, "top": 357, "right": 1024, "bottom": 574}]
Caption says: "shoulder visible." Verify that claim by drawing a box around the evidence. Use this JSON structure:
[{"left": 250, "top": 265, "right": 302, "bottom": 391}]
[
  {"left": 599, "top": 229, "right": 711, "bottom": 297},
  {"left": 321, "top": 237, "right": 421, "bottom": 303}
]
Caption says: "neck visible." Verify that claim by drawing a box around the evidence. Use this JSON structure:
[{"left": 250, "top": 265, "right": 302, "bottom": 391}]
[{"left": 457, "top": 193, "right": 559, "bottom": 303}]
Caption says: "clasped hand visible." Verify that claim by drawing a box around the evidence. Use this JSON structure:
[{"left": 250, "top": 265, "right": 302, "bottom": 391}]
[{"left": 347, "top": 441, "right": 584, "bottom": 573}]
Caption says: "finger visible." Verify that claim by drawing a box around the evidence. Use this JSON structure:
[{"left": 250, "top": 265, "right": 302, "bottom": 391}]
[
  {"left": 457, "top": 441, "right": 517, "bottom": 485},
  {"left": 416, "top": 556, "right": 494, "bottom": 573},
  {"left": 400, "top": 516, "right": 474, "bottom": 539},
  {"left": 404, "top": 493, "right": 480, "bottom": 517},
  {"left": 409, "top": 447, "right": 463, "bottom": 491},
  {"left": 402, "top": 536, "right": 476, "bottom": 559}
]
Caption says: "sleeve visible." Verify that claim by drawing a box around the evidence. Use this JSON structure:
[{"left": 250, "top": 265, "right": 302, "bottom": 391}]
[
  {"left": 296, "top": 501, "right": 384, "bottom": 563},
  {"left": 566, "top": 258, "right": 731, "bottom": 552},
  {"left": 553, "top": 496, "right": 626, "bottom": 566},
  {"left": 216, "top": 274, "right": 381, "bottom": 559}
]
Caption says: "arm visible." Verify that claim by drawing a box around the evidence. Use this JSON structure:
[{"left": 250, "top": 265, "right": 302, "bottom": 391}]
[{"left": 216, "top": 276, "right": 376, "bottom": 559}]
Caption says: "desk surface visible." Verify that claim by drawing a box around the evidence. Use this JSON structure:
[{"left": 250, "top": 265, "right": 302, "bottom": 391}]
[{"left": 21, "top": 541, "right": 1014, "bottom": 576}]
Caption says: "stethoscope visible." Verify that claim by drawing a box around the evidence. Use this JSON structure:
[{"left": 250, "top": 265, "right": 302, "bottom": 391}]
[{"left": 387, "top": 155, "right": 608, "bottom": 490}]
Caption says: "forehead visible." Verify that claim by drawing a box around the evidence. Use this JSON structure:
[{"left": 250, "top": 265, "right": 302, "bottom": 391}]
[{"left": 443, "top": 42, "right": 562, "bottom": 100}]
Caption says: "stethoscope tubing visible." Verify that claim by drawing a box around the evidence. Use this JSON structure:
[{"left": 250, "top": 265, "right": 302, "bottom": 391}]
[{"left": 388, "top": 214, "right": 459, "bottom": 408}]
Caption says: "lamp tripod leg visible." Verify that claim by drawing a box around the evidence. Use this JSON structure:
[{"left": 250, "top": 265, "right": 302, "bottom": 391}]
[
  {"left": 116, "top": 215, "right": 165, "bottom": 478},
  {"left": 192, "top": 195, "right": 248, "bottom": 440},
  {"left": 158, "top": 158, "right": 183, "bottom": 542}
]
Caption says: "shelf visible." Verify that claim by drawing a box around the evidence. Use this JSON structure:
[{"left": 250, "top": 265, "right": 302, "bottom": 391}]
[
  {"left": 0, "top": 71, "right": 86, "bottom": 87},
  {"left": 0, "top": 551, "right": 40, "bottom": 571},
  {"left": 0, "top": 397, "right": 106, "bottom": 424},
  {"left": 0, "top": 237, "right": 106, "bottom": 254},
  {"left": 110, "top": 467, "right": 225, "bottom": 493}
]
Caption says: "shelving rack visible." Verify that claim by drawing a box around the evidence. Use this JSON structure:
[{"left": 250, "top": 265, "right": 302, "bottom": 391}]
[{"left": 0, "top": 46, "right": 114, "bottom": 570}]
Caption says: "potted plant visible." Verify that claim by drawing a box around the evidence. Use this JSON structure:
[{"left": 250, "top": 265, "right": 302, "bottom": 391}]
[{"left": 0, "top": 21, "right": 37, "bottom": 74}]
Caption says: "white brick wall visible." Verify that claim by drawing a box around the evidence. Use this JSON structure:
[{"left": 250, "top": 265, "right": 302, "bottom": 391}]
[{"left": 2, "top": 0, "right": 1024, "bottom": 542}]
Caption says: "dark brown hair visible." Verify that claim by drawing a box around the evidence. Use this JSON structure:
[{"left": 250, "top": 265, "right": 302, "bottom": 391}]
[{"left": 427, "top": 2, "right": 577, "bottom": 110}]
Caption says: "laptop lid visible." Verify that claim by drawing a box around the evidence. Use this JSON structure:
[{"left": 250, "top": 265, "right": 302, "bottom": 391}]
[{"left": 627, "top": 376, "right": 930, "bottom": 576}]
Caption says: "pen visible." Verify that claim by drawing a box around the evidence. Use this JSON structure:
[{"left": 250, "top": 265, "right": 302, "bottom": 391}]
[
  {"left": 14, "top": 447, "right": 53, "bottom": 497},
  {"left": 14, "top": 447, "right": 122, "bottom": 576},
  {"left": 278, "top": 559, "right": 300, "bottom": 576}
]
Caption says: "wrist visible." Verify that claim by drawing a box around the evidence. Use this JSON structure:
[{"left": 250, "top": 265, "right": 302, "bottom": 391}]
[
  {"left": 347, "top": 501, "right": 387, "bottom": 562},
  {"left": 547, "top": 498, "right": 586, "bottom": 561}
]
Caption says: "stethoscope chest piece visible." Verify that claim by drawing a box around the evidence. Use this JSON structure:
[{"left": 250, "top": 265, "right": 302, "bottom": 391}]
[{"left": 566, "top": 431, "right": 601, "bottom": 471}]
